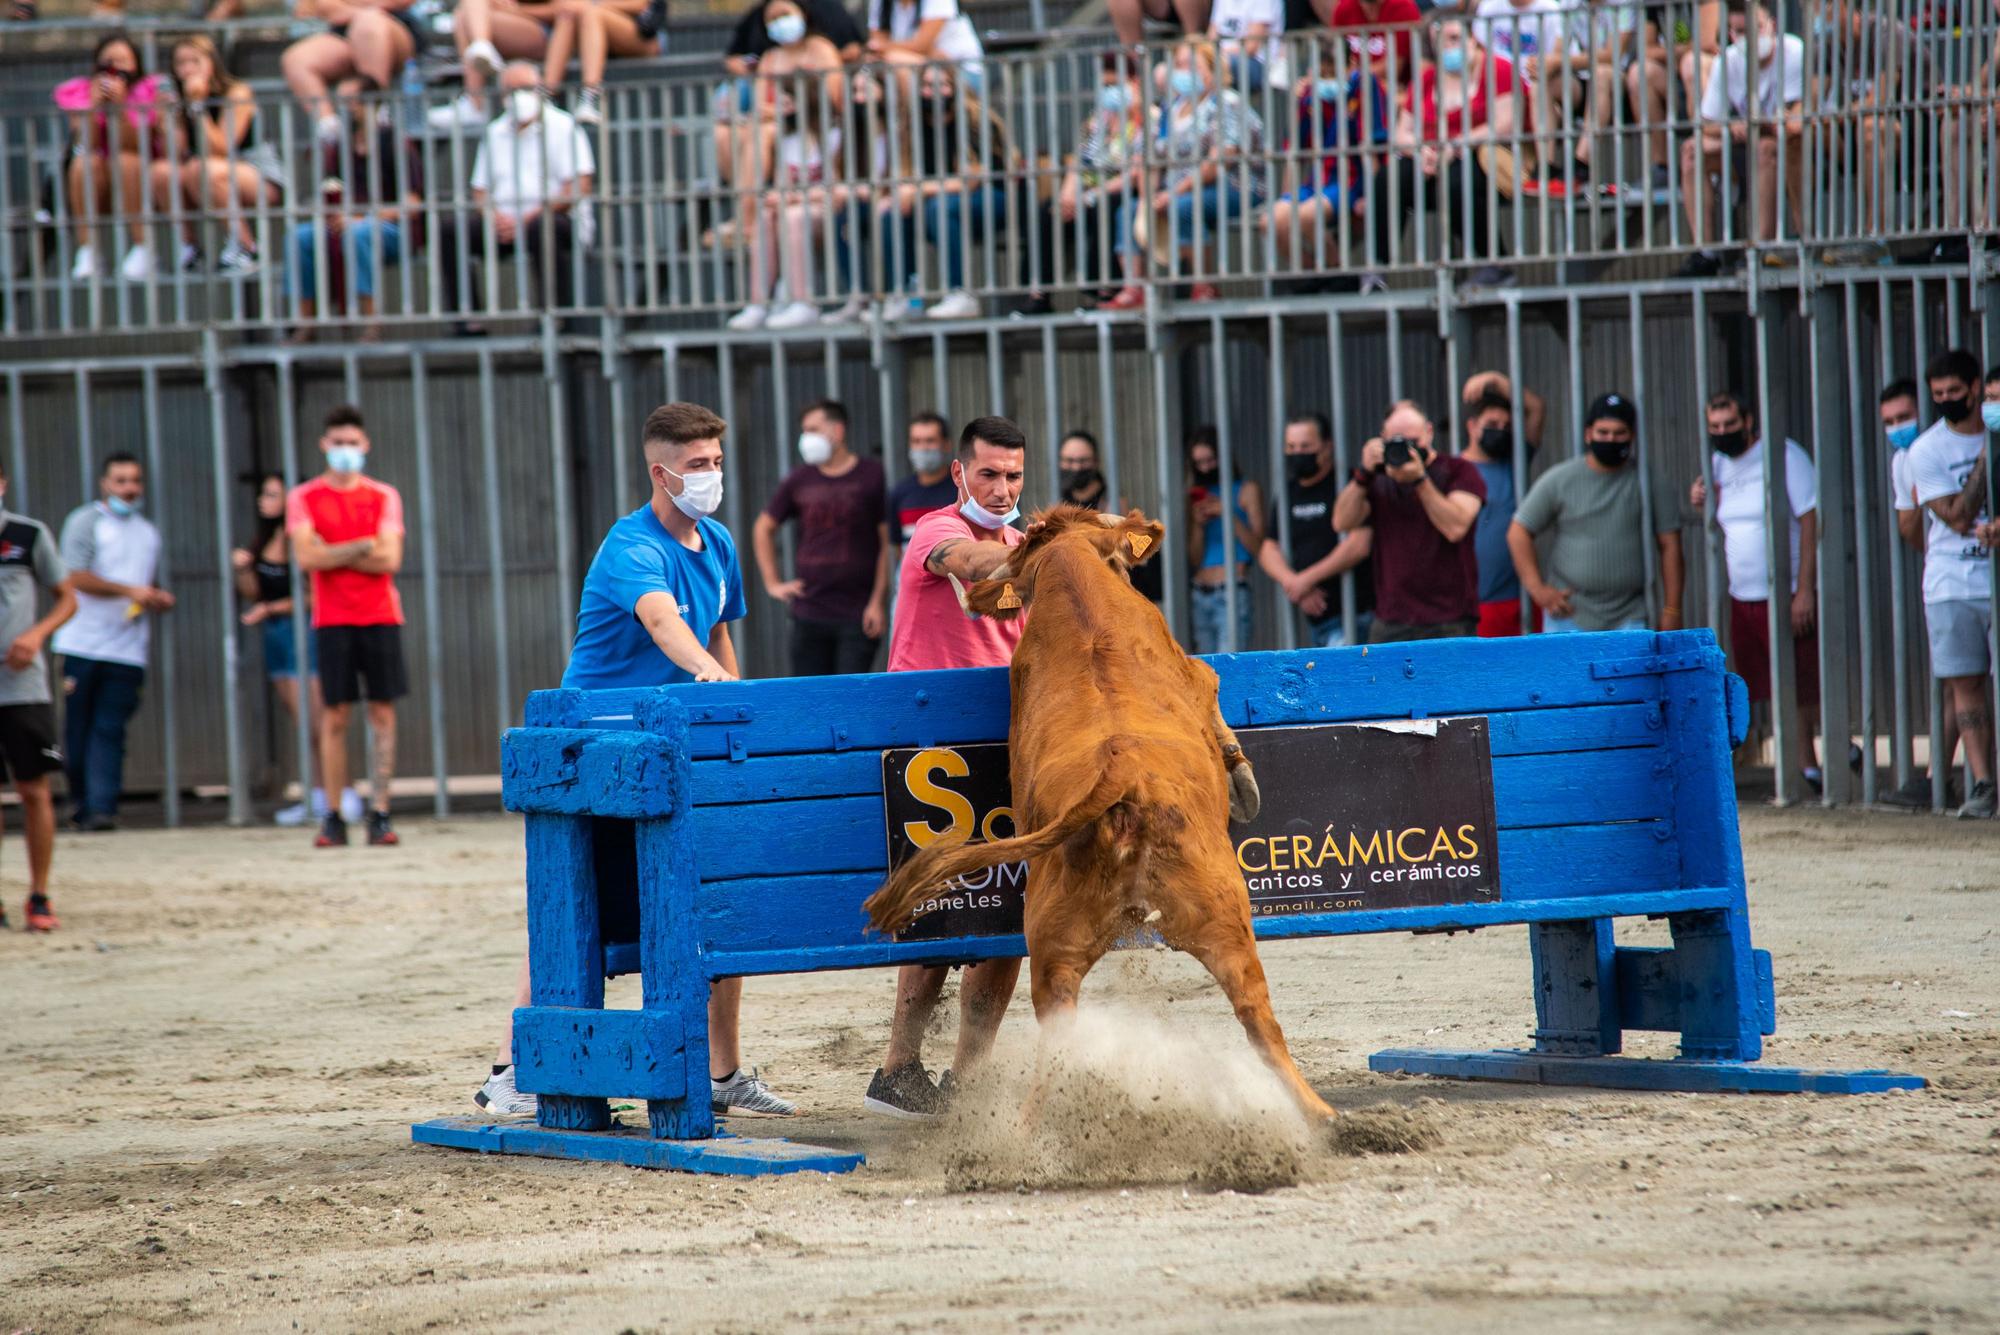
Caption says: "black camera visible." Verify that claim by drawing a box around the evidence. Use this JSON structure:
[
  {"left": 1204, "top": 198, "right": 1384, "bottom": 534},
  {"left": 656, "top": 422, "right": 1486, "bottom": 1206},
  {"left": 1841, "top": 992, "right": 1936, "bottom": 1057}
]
[{"left": 1382, "top": 436, "right": 1421, "bottom": 471}]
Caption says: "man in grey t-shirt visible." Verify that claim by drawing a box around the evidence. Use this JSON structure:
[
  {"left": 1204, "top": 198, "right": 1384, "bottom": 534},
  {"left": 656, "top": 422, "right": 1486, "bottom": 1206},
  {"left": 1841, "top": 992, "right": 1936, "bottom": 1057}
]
[
  {"left": 0, "top": 458, "right": 77, "bottom": 930},
  {"left": 1507, "top": 393, "right": 1686, "bottom": 633}
]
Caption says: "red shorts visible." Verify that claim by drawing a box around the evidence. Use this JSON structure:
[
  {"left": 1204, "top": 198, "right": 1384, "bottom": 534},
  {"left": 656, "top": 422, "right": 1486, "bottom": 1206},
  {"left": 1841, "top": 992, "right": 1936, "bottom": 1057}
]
[
  {"left": 1477, "top": 599, "right": 1540, "bottom": 637},
  {"left": 1728, "top": 597, "right": 1820, "bottom": 706}
]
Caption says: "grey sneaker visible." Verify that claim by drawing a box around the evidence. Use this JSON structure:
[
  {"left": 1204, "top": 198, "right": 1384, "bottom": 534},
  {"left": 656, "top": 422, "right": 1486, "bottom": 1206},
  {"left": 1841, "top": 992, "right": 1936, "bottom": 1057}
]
[
  {"left": 863, "top": 1062, "right": 949, "bottom": 1119},
  {"left": 1956, "top": 779, "right": 1996, "bottom": 819},
  {"left": 711, "top": 1067, "right": 796, "bottom": 1116},
  {"left": 474, "top": 1064, "right": 537, "bottom": 1116}
]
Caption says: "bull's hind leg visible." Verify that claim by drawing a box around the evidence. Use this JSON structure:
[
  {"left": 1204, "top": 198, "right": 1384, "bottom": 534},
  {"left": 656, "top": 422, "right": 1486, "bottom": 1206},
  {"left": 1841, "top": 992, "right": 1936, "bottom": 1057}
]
[
  {"left": 1165, "top": 895, "right": 1336, "bottom": 1122},
  {"left": 1021, "top": 944, "right": 1103, "bottom": 1129}
]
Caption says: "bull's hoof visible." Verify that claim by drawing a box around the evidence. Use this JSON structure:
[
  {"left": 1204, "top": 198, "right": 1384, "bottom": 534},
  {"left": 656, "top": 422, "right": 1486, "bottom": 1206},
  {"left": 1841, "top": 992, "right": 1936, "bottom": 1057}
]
[{"left": 1228, "top": 763, "right": 1261, "bottom": 823}]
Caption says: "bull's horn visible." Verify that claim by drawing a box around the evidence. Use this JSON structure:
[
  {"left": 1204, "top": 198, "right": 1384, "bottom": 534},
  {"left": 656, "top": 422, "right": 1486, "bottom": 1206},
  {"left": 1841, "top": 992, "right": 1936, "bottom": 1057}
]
[
  {"left": 946, "top": 571, "right": 975, "bottom": 617},
  {"left": 1097, "top": 511, "right": 1123, "bottom": 526},
  {"left": 987, "top": 562, "right": 1013, "bottom": 581}
]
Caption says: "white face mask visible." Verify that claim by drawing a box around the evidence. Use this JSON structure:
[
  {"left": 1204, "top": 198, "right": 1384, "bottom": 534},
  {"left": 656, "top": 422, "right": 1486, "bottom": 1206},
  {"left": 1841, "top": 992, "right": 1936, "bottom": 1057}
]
[
  {"left": 663, "top": 465, "right": 724, "bottom": 518},
  {"left": 798, "top": 431, "right": 834, "bottom": 466},
  {"left": 955, "top": 463, "right": 1020, "bottom": 529},
  {"left": 909, "top": 446, "right": 944, "bottom": 474},
  {"left": 508, "top": 88, "right": 542, "bottom": 124},
  {"left": 325, "top": 444, "right": 367, "bottom": 475},
  {"left": 1754, "top": 32, "right": 1775, "bottom": 59}
]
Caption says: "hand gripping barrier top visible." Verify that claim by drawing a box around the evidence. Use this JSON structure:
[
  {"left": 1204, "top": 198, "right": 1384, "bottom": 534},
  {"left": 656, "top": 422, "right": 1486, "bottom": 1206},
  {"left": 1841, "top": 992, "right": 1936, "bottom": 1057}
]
[{"left": 411, "top": 629, "right": 1924, "bottom": 1176}]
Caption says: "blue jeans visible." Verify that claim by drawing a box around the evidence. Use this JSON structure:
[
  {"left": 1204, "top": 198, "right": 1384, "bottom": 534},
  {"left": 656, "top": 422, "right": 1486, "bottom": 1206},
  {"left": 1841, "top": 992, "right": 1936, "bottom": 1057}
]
[
  {"left": 287, "top": 219, "right": 404, "bottom": 301},
  {"left": 899, "top": 184, "right": 1007, "bottom": 292},
  {"left": 61, "top": 655, "right": 144, "bottom": 820},
  {"left": 1543, "top": 614, "right": 1648, "bottom": 634},
  {"left": 1192, "top": 582, "right": 1253, "bottom": 654},
  {"left": 1307, "top": 611, "right": 1374, "bottom": 648}
]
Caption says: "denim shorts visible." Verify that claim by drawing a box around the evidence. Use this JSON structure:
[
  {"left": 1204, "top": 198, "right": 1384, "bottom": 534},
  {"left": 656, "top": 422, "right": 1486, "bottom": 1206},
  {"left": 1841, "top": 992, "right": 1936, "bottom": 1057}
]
[{"left": 262, "top": 616, "right": 318, "bottom": 680}]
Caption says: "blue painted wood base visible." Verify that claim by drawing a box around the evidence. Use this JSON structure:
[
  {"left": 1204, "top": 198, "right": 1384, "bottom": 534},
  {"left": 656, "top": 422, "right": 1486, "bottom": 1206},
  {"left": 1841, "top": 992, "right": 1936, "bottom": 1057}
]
[
  {"left": 1368, "top": 1049, "right": 1927, "bottom": 1095},
  {"left": 410, "top": 1116, "right": 865, "bottom": 1175}
]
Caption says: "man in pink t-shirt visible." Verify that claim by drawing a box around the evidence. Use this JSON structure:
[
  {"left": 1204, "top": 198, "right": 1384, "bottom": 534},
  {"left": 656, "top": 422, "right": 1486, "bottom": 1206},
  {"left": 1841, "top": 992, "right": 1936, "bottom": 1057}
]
[{"left": 864, "top": 415, "right": 1029, "bottom": 1120}]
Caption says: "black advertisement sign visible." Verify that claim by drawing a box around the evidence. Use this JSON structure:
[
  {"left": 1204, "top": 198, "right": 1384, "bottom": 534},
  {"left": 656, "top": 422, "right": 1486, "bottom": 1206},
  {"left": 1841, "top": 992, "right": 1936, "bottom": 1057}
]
[{"left": 879, "top": 718, "right": 1500, "bottom": 940}]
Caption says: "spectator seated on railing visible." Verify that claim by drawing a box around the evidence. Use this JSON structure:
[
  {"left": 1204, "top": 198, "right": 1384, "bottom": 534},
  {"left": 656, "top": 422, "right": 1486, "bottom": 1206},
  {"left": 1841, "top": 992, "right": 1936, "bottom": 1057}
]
[
  {"left": 1934, "top": 1, "right": 1996, "bottom": 265},
  {"left": 286, "top": 76, "right": 425, "bottom": 342},
  {"left": 1207, "top": 0, "right": 1284, "bottom": 93},
  {"left": 876, "top": 59, "right": 1012, "bottom": 321},
  {"left": 55, "top": 33, "right": 167, "bottom": 283},
  {"left": 282, "top": 0, "right": 423, "bottom": 145},
  {"left": 1108, "top": 0, "right": 1206, "bottom": 52},
  {"left": 1130, "top": 36, "right": 1265, "bottom": 304},
  {"left": 152, "top": 35, "right": 287, "bottom": 277},
  {"left": 437, "top": 62, "right": 594, "bottom": 333},
  {"left": 542, "top": 0, "right": 667, "bottom": 126},
  {"left": 715, "top": 0, "right": 847, "bottom": 194},
  {"left": 1676, "top": 0, "right": 1803, "bottom": 277},
  {"left": 1265, "top": 38, "right": 1388, "bottom": 280},
  {"left": 1810, "top": 2, "right": 1924, "bottom": 265},
  {"left": 1324, "top": 0, "right": 1421, "bottom": 79},
  {"left": 1022, "top": 51, "right": 1148, "bottom": 312},
  {"left": 1531, "top": 0, "right": 1656, "bottom": 191},
  {"left": 728, "top": 82, "right": 848, "bottom": 330},
  {"left": 1361, "top": 14, "right": 1521, "bottom": 292},
  {"left": 864, "top": 0, "right": 984, "bottom": 91},
  {"left": 428, "top": 0, "right": 561, "bottom": 132}
]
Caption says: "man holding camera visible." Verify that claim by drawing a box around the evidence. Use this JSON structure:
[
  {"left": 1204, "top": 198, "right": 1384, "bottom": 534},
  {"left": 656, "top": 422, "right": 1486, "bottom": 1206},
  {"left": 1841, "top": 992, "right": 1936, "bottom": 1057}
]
[{"left": 1333, "top": 401, "right": 1486, "bottom": 644}]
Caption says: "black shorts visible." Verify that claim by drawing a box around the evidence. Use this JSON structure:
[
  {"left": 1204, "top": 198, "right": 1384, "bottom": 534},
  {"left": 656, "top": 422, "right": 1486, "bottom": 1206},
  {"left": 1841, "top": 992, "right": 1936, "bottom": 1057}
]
[
  {"left": 317, "top": 625, "right": 408, "bottom": 706},
  {"left": 0, "top": 703, "right": 64, "bottom": 782}
]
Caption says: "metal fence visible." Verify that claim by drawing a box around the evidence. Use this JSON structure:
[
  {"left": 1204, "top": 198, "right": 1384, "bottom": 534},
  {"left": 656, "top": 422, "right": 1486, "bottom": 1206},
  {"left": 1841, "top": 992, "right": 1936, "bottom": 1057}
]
[{"left": 3, "top": 1, "right": 1996, "bottom": 340}]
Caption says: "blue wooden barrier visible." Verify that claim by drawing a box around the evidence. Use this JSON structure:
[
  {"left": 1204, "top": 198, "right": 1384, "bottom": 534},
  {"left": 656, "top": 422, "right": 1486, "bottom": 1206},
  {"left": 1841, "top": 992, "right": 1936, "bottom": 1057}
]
[{"left": 411, "top": 629, "right": 1923, "bottom": 1177}]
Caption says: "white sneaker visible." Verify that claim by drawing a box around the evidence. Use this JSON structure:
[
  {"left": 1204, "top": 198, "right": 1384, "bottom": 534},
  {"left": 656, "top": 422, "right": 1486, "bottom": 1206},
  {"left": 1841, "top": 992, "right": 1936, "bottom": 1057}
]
[
  {"left": 339, "top": 787, "right": 365, "bottom": 823},
  {"left": 827, "top": 294, "right": 870, "bottom": 323},
  {"left": 177, "top": 242, "right": 202, "bottom": 273},
  {"left": 726, "top": 303, "right": 768, "bottom": 331},
  {"left": 273, "top": 801, "right": 309, "bottom": 827},
  {"left": 119, "top": 243, "right": 155, "bottom": 282},
  {"left": 711, "top": 1067, "right": 796, "bottom": 1116},
  {"left": 315, "top": 114, "right": 342, "bottom": 145},
  {"left": 474, "top": 1064, "right": 537, "bottom": 1116},
  {"left": 925, "top": 290, "right": 980, "bottom": 321},
  {"left": 1358, "top": 272, "right": 1387, "bottom": 295},
  {"left": 425, "top": 93, "right": 486, "bottom": 131},
  {"left": 218, "top": 240, "right": 259, "bottom": 275},
  {"left": 70, "top": 244, "right": 98, "bottom": 281},
  {"left": 764, "top": 300, "right": 819, "bottom": 330},
  {"left": 464, "top": 38, "right": 502, "bottom": 82},
  {"left": 574, "top": 87, "right": 603, "bottom": 126}
]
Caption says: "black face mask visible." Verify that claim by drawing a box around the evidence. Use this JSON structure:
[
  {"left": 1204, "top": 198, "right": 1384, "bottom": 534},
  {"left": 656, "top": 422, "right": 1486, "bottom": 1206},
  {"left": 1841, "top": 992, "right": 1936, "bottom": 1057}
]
[
  {"left": 1477, "top": 425, "right": 1513, "bottom": 459},
  {"left": 1192, "top": 465, "right": 1221, "bottom": 487},
  {"left": 1587, "top": 437, "right": 1634, "bottom": 468},
  {"left": 1285, "top": 452, "right": 1322, "bottom": 482},
  {"left": 1934, "top": 394, "right": 1976, "bottom": 424},
  {"left": 1710, "top": 429, "right": 1750, "bottom": 458},
  {"left": 1060, "top": 467, "right": 1101, "bottom": 497}
]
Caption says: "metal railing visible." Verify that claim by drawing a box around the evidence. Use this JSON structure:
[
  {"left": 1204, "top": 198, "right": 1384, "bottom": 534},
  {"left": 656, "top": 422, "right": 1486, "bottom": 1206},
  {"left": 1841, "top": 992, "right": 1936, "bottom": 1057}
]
[{"left": 2, "top": 1, "right": 1995, "bottom": 340}]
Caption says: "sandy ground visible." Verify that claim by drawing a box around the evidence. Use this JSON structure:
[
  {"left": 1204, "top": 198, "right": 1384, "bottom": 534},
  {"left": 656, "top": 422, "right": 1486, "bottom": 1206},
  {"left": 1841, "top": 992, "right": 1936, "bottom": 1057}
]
[{"left": 2, "top": 803, "right": 1996, "bottom": 1334}]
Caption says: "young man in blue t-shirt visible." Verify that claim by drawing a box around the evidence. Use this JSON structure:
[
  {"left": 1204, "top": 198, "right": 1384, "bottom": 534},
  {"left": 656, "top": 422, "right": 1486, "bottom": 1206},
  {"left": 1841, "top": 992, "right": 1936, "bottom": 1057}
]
[{"left": 475, "top": 402, "right": 796, "bottom": 1120}]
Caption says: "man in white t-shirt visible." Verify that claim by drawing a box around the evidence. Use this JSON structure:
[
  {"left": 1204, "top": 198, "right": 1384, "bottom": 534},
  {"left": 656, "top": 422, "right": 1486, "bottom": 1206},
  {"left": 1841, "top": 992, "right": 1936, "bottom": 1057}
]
[
  {"left": 1473, "top": 0, "right": 1568, "bottom": 69},
  {"left": 54, "top": 454, "right": 173, "bottom": 832},
  {"left": 1207, "top": 0, "right": 1284, "bottom": 90},
  {"left": 1879, "top": 377, "right": 1967, "bottom": 808},
  {"left": 1677, "top": 0, "right": 1804, "bottom": 275},
  {"left": 439, "top": 62, "right": 596, "bottom": 327},
  {"left": 1906, "top": 349, "right": 1996, "bottom": 818},
  {"left": 1686, "top": 391, "right": 1824, "bottom": 791},
  {"left": 866, "top": 0, "right": 985, "bottom": 85}
]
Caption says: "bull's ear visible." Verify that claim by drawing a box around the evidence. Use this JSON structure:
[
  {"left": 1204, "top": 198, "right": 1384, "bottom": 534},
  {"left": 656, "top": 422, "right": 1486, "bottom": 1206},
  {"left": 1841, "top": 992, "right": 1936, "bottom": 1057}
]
[
  {"left": 1113, "top": 511, "right": 1166, "bottom": 568},
  {"left": 950, "top": 570, "right": 1032, "bottom": 620}
]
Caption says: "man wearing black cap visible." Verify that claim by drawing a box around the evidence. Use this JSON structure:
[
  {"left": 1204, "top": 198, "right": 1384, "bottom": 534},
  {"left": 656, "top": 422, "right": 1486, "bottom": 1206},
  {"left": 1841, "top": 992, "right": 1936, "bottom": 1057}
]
[{"left": 1507, "top": 393, "right": 1685, "bottom": 634}]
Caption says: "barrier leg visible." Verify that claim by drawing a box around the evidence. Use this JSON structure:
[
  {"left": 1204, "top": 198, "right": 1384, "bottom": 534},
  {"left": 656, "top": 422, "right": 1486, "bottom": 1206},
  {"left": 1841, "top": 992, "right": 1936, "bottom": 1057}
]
[
  {"left": 525, "top": 812, "right": 612, "bottom": 1132},
  {"left": 1370, "top": 910, "right": 1924, "bottom": 1095},
  {"left": 637, "top": 810, "right": 713, "bottom": 1141}
]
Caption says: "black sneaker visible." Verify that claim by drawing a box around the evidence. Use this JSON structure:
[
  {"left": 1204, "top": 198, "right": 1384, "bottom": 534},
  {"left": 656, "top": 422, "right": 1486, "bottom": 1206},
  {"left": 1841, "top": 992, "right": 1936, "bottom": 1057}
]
[
  {"left": 315, "top": 814, "right": 349, "bottom": 848},
  {"left": 863, "top": 1063, "right": 948, "bottom": 1120},
  {"left": 1678, "top": 250, "right": 1725, "bottom": 278},
  {"left": 71, "top": 812, "right": 115, "bottom": 833},
  {"left": 1930, "top": 236, "right": 1970, "bottom": 265},
  {"left": 366, "top": 810, "right": 399, "bottom": 847},
  {"left": 635, "top": 0, "right": 665, "bottom": 38}
]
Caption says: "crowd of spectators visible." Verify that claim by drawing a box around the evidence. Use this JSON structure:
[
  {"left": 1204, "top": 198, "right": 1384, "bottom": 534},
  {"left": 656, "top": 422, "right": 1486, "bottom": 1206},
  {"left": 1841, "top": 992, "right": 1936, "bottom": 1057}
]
[{"left": 23, "top": 0, "right": 1995, "bottom": 327}]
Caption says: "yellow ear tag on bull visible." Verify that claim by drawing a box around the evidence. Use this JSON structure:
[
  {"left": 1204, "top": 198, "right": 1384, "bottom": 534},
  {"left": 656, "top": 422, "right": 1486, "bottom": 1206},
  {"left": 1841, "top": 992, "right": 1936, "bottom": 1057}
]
[
  {"left": 997, "top": 582, "right": 1022, "bottom": 610},
  {"left": 1126, "top": 531, "right": 1153, "bottom": 559}
]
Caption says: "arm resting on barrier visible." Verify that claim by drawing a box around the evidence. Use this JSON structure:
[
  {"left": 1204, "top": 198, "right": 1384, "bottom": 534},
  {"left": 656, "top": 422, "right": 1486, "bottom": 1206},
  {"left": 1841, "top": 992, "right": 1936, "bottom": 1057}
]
[{"left": 636, "top": 590, "right": 736, "bottom": 682}]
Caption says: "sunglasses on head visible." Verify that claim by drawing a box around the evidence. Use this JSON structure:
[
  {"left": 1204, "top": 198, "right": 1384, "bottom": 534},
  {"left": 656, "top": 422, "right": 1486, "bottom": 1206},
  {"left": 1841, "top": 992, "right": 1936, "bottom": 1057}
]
[{"left": 96, "top": 63, "right": 134, "bottom": 80}]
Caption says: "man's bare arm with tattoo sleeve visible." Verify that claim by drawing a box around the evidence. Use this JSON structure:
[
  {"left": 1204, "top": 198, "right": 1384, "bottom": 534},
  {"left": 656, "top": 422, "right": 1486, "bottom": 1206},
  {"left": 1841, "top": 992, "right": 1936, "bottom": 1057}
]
[{"left": 925, "top": 537, "right": 1016, "bottom": 582}]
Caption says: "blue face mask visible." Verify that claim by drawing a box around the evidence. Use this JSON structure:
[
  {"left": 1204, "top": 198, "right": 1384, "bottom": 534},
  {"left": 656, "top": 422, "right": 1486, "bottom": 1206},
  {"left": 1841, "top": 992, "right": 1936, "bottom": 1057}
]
[
  {"left": 1439, "top": 46, "right": 1466, "bottom": 75},
  {"left": 325, "top": 445, "right": 367, "bottom": 475},
  {"left": 956, "top": 465, "right": 1020, "bottom": 529},
  {"left": 1169, "top": 68, "right": 1203, "bottom": 99},
  {"left": 765, "top": 13, "right": 805, "bottom": 45},
  {"left": 104, "top": 495, "right": 139, "bottom": 518},
  {"left": 1983, "top": 402, "right": 2000, "bottom": 432},
  {"left": 1885, "top": 421, "right": 1918, "bottom": 451},
  {"left": 1098, "top": 83, "right": 1131, "bottom": 114},
  {"left": 1313, "top": 77, "right": 1343, "bottom": 103}
]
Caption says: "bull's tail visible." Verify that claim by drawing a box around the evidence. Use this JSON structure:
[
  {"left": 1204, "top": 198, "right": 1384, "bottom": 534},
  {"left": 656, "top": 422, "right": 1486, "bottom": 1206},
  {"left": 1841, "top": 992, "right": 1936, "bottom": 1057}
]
[{"left": 864, "top": 743, "right": 1132, "bottom": 934}]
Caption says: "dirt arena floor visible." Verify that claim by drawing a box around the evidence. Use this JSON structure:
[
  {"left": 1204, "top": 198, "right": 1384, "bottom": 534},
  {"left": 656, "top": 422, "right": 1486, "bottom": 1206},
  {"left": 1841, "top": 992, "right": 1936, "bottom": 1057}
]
[{"left": 3, "top": 802, "right": 1996, "bottom": 1334}]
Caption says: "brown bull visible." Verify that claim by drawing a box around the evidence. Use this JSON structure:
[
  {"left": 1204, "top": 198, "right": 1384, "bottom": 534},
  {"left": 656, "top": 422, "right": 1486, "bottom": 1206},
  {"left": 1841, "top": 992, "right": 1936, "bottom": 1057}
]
[{"left": 863, "top": 505, "right": 1336, "bottom": 1122}]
